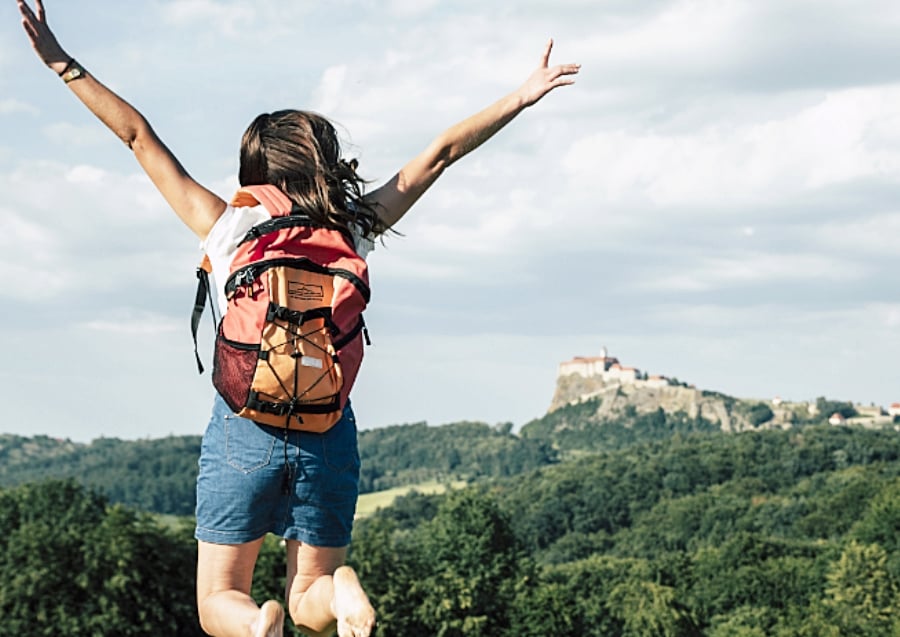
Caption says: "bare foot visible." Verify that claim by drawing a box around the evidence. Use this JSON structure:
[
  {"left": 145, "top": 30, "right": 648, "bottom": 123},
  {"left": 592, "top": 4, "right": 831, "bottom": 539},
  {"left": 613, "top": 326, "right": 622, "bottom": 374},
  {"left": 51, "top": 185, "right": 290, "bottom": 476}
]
[
  {"left": 250, "top": 599, "right": 284, "bottom": 637},
  {"left": 331, "top": 566, "right": 376, "bottom": 637}
]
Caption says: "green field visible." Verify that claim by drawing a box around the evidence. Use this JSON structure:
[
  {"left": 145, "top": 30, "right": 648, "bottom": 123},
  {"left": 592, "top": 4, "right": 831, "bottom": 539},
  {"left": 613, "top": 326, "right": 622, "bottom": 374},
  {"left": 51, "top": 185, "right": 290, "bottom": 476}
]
[
  {"left": 355, "top": 480, "right": 467, "bottom": 518},
  {"left": 152, "top": 480, "right": 468, "bottom": 529}
]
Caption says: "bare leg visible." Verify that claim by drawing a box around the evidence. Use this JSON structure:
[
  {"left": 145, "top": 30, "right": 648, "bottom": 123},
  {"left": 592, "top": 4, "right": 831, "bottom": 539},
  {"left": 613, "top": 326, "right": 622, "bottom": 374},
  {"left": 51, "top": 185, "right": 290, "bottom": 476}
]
[
  {"left": 285, "top": 541, "right": 375, "bottom": 637},
  {"left": 197, "top": 537, "right": 285, "bottom": 637}
]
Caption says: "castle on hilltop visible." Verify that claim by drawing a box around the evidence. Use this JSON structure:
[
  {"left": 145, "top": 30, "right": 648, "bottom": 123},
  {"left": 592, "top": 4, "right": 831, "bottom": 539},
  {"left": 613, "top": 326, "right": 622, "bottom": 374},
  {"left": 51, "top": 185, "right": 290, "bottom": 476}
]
[
  {"left": 558, "top": 346, "right": 670, "bottom": 389},
  {"left": 555, "top": 346, "right": 900, "bottom": 431}
]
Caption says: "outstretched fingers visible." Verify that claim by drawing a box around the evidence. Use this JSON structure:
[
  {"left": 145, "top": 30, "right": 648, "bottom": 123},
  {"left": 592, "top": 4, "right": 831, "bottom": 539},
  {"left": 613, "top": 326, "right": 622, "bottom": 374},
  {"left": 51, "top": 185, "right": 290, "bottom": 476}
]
[
  {"left": 17, "top": 0, "right": 41, "bottom": 25},
  {"left": 552, "top": 62, "right": 581, "bottom": 86},
  {"left": 540, "top": 37, "right": 554, "bottom": 68},
  {"left": 17, "top": 0, "right": 67, "bottom": 67},
  {"left": 18, "top": 1, "right": 41, "bottom": 47}
]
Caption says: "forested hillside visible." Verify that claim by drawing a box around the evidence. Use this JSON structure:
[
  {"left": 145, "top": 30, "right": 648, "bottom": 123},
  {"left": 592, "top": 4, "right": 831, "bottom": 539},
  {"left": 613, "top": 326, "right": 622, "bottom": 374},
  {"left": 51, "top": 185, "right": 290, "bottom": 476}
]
[
  {"left": 1, "top": 391, "right": 892, "bottom": 516},
  {"left": 357, "top": 420, "right": 557, "bottom": 492},
  {"left": 0, "top": 419, "right": 557, "bottom": 515},
  {"left": 3, "top": 425, "right": 898, "bottom": 636},
  {"left": 349, "top": 425, "right": 900, "bottom": 636},
  {"left": 0, "top": 434, "right": 200, "bottom": 514}
]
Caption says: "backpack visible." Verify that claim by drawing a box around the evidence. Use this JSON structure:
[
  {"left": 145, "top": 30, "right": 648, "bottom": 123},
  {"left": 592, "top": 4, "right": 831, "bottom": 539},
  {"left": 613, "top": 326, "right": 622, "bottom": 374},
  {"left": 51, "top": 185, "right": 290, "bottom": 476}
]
[{"left": 191, "top": 185, "right": 370, "bottom": 433}]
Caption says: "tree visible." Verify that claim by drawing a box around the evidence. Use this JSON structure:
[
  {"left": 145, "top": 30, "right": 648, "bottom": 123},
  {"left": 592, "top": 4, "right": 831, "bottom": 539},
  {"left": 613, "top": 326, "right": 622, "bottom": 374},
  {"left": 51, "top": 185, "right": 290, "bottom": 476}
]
[
  {"left": 850, "top": 478, "right": 900, "bottom": 556},
  {"left": 823, "top": 541, "right": 899, "bottom": 636},
  {"left": 607, "top": 579, "right": 700, "bottom": 636},
  {"left": 0, "top": 480, "right": 202, "bottom": 636},
  {"left": 413, "top": 490, "right": 527, "bottom": 637},
  {"left": 814, "top": 397, "right": 857, "bottom": 421}
]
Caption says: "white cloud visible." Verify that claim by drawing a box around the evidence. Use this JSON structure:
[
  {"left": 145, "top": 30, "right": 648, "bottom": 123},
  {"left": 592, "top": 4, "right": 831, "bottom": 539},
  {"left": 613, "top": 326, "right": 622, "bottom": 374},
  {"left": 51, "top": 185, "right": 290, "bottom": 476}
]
[
  {"left": 815, "top": 212, "right": 900, "bottom": 255},
  {"left": 586, "top": 0, "right": 750, "bottom": 70},
  {"left": 0, "top": 98, "right": 37, "bottom": 115},
  {"left": 313, "top": 65, "right": 348, "bottom": 115},
  {"left": 387, "top": 0, "right": 441, "bottom": 18},
  {"left": 79, "top": 309, "right": 179, "bottom": 335},
  {"left": 0, "top": 160, "right": 195, "bottom": 302},
  {"left": 642, "top": 251, "right": 870, "bottom": 294},
  {"left": 43, "top": 122, "right": 108, "bottom": 147},
  {"left": 3, "top": 0, "right": 900, "bottom": 440},
  {"left": 564, "top": 86, "right": 900, "bottom": 208},
  {"left": 159, "top": 0, "right": 258, "bottom": 36},
  {"left": 884, "top": 305, "right": 900, "bottom": 327}
]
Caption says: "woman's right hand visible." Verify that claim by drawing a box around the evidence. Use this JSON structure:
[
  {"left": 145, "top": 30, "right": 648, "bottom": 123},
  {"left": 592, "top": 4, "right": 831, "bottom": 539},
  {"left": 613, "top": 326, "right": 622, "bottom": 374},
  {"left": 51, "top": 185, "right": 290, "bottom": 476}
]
[
  {"left": 18, "top": 0, "right": 70, "bottom": 72},
  {"left": 515, "top": 39, "right": 580, "bottom": 108}
]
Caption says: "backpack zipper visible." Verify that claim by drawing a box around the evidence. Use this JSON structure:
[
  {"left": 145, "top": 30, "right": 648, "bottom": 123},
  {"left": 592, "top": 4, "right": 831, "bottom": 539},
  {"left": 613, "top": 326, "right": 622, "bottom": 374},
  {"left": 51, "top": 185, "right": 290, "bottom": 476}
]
[{"left": 225, "top": 257, "right": 370, "bottom": 303}]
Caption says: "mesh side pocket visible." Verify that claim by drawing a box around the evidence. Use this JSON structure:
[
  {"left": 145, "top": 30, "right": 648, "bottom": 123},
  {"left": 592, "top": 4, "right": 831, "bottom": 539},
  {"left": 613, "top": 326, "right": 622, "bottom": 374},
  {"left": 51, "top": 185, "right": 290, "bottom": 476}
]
[{"left": 212, "top": 329, "right": 259, "bottom": 414}]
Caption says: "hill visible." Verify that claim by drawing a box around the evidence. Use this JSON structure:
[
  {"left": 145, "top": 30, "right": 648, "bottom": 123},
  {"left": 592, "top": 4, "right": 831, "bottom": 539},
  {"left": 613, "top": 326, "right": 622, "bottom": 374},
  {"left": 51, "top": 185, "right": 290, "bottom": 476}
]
[
  {"left": 550, "top": 346, "right": 899, "bottom": 433},
  {"left": 348, "top": 424, "right": 900, "bottom": 636},
  {"left": 3, "top": 401, "right": 900, "bottom": 635},
  {"left": 0, "top": 420, "right": 558, "bottom": 515},
  {"left": 0, "top": 434, "right": 200, "bottom": 514},
  {"left": 549, "top": 373, "right": 756, "bottom": 431},
  {"left": 2, "top": 379, "right": 895, "bottom": 516}
]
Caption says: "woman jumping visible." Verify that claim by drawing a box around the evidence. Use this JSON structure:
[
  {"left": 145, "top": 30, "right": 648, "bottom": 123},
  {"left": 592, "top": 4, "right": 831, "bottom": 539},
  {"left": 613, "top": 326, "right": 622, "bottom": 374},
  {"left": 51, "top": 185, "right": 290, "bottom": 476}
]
[{"left": 17, "top": 1, "right": 579, "bottom": 636}]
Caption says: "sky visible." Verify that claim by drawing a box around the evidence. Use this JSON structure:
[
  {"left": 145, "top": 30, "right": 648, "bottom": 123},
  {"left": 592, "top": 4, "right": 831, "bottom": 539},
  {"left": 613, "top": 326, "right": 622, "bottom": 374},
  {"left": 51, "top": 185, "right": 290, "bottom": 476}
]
[{"left": 1, "top": 0, "right": 899, "bottom": 442}]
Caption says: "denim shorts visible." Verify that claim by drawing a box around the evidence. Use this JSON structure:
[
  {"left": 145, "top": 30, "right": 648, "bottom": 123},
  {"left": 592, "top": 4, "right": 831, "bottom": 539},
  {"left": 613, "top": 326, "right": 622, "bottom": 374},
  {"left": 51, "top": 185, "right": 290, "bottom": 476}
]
[{"left": 195, "top": 393, "right": 360, "bottom": 547}]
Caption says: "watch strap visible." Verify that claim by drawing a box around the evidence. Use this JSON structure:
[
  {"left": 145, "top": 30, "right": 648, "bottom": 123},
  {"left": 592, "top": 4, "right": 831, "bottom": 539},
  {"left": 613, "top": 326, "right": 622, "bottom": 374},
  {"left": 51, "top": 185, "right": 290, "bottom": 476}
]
[{"left": 61, "top": 60, "right": 85, "bottom": 84}]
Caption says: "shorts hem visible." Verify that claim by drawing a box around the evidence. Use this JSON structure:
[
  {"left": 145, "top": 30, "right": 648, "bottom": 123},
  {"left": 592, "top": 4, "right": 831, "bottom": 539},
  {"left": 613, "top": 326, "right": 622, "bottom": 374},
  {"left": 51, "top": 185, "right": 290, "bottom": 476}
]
[
  {"left": 280, "top": 528, "right": 351, "bottom": 548},
  {"left": 194, "top": 525, "right": 271, "bottom": 545}
]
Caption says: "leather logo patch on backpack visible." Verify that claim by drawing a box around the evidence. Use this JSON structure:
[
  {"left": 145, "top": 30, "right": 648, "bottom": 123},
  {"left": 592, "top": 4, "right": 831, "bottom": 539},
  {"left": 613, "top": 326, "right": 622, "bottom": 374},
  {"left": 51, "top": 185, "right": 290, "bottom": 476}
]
[{"left": 288, "top": 281, "right": 325, "bottom": 302}]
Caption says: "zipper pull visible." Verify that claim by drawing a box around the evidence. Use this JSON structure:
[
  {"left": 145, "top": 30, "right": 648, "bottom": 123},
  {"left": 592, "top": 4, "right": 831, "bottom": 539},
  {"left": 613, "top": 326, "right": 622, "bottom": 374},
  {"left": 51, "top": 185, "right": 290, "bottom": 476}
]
[{"left": 239, "top": 268, "right": 256, "bottom": 298}]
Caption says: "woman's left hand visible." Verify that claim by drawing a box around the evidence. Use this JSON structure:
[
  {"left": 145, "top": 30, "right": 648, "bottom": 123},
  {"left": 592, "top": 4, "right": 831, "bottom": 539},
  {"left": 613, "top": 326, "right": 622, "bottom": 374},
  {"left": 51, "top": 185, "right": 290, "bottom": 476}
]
[
  {"left": 517, "top": 38, "right": 580, "bottom": 107},
  {"left": 18, "top": 0, "right": 70, "bottom": 71}
]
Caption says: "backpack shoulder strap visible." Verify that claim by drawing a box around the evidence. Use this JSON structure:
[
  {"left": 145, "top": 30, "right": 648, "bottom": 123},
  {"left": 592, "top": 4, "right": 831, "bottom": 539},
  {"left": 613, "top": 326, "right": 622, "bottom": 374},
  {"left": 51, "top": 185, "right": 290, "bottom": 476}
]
[
  {"left": 191, "top": 255, "right": 216, "bottom": 374},
  {"left": 230, "top": 185, "right": 293, "bottom": 217}
]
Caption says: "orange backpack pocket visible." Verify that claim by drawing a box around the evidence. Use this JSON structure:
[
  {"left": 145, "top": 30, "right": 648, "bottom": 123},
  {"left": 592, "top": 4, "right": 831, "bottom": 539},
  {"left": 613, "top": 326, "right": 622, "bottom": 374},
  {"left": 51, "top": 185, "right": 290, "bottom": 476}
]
[{"left": 213, "top": 261, "right": 345, "bottom": 432}]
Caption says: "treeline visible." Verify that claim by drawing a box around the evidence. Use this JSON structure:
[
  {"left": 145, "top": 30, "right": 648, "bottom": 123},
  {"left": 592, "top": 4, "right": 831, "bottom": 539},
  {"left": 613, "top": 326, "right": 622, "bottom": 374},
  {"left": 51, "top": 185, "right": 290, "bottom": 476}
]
[
  {"left": 3, "top": 425, "right": 898, "bottom": 636},
  {"left": 520, "top": 397, "right": 720, "bottom": 452},
  {"left": 0, "top": 434, "right": 200, "bottom": 515},
  {"left": 357, "top": 420, "right": 557, "bottom": 492},
  {"left": 0, "top": 419, "right": 557, "bottom": 515}
]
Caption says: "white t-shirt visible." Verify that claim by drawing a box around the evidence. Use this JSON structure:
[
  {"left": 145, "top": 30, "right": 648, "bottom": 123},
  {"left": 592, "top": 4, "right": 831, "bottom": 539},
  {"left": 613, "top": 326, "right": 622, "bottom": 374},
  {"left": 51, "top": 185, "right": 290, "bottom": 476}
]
[{"left": 201, "top": 204, "right": 374, "bottom": 317}]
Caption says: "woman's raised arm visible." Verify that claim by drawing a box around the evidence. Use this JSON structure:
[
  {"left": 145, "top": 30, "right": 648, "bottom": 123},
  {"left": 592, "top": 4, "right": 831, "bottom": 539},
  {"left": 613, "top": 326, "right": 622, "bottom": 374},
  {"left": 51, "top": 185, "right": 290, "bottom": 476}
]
[
  {"left": 365, "top": 39, "right": 580, "bottom": 230},
  {"left": 17, "top": 0, "right": 226, "bottom": 239}
]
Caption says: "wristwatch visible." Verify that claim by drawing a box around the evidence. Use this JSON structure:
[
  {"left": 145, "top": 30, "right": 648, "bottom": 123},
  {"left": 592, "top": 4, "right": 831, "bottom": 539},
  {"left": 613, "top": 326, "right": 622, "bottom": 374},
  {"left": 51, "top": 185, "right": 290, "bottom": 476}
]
[{"left": 60, "top": 60, "right": 85, "bottom": 84}]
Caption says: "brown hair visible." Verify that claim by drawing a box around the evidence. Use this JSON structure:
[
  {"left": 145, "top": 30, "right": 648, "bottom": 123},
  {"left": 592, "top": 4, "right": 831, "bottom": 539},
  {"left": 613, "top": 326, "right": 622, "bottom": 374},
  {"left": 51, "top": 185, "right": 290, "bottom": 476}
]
[{"left": 238, "top": 110, "right": 386, "bottom": 239}]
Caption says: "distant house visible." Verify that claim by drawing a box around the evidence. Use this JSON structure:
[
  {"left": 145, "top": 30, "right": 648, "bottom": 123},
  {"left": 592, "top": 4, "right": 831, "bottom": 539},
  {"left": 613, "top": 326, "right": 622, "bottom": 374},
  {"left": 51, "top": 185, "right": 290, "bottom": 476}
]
[
  {"left": 772, "top": 396, "right": 783, "bottom": 406},
  {"left": 856, "top": 405, "right": 885, "bottom": 418},
  {"left": 557, "top": 345, "right": 620, "bottom": 378},
  {"left": 646, "top": 374, "right": 669, "bottom": 389},
  {"left": 829, "top": 412, "right": 847, "bottom": 426},
  {"left": 558, "top": 346, "right": 688, "bottom": 390},
  {"left": 607, "top": 363, "right": 639, "bottom": 383},
  {"left": 889, "top": 403, "right": 900, "bottom": 417},
  {"left": 558, "top": 346, "right": 645, "bottom": 385}
]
